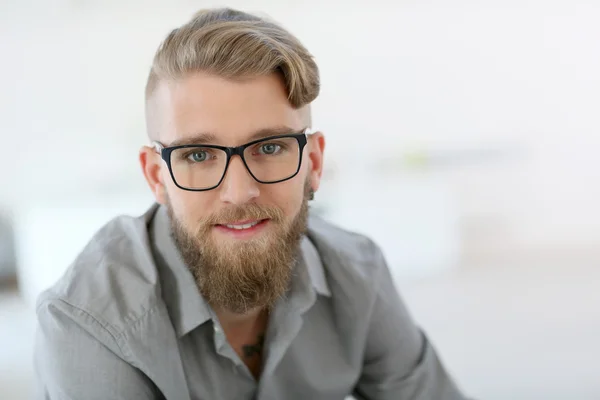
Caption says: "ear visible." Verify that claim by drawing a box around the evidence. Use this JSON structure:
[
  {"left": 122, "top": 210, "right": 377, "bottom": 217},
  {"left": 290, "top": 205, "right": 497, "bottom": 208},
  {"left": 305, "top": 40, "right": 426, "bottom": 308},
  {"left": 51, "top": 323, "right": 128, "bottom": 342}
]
[
  {"left": 139, "top": 146, "right": 168, "bottom": 205},
  {"left": 306, "top": 131, "right": 326, "bottom": 193}
]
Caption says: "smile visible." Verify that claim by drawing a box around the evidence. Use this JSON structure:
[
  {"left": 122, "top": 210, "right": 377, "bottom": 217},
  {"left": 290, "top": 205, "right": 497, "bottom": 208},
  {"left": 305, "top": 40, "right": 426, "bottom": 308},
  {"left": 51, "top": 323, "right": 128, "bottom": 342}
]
[
  {"left": 214, "top": 219, "right": 270, "bottom": 238},
  {"left": 224, "top": 221, "right": 261, "bottom": 230}
]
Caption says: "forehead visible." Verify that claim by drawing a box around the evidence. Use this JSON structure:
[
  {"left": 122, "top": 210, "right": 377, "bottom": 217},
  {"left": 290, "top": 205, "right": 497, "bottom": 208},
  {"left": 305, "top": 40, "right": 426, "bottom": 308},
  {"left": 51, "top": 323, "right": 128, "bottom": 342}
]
[{"left": 151, "top": 72, "right": 305, "bottom": 146}]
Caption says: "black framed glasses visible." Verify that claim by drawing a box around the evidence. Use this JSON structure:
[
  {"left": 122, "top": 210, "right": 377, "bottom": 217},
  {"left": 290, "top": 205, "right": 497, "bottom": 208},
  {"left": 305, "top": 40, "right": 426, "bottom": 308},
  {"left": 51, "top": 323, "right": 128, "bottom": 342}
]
[{"left": 152, "top": 128, "right": 313, "bottom": 191}]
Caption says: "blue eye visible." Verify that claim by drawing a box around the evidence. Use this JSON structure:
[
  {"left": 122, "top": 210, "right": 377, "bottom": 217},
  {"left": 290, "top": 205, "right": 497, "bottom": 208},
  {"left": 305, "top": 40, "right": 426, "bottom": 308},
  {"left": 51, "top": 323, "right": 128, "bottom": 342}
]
[
  {"left": 188, "top": 151, "right": 208, "bottom": 162},
  {"left": 259, "top": 143, "right": 281, "bottom": 155}
]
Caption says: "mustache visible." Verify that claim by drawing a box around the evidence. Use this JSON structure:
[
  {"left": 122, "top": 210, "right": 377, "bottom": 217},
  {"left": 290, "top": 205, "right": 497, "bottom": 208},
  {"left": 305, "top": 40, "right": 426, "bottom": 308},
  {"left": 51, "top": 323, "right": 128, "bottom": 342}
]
[{"left": 202, "top": 203, "right": 286, "bottom": 226}]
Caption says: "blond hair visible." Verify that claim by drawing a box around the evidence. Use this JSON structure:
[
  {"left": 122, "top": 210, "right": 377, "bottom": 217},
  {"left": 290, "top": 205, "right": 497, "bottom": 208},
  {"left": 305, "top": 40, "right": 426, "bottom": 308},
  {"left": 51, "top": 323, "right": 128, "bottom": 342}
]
[{"left": 145, "top": 8, "right": 319, "bottom": 133}]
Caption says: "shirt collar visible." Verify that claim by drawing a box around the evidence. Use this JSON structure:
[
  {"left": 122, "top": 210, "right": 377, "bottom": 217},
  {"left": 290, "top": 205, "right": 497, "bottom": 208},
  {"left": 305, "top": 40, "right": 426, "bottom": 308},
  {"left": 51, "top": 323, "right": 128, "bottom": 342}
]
[
  {"left": 299, "top": 234, "right": 331, "bottom": 297},
  {"left": 148, "top": 204, "right": 331, "bottom": 339}
]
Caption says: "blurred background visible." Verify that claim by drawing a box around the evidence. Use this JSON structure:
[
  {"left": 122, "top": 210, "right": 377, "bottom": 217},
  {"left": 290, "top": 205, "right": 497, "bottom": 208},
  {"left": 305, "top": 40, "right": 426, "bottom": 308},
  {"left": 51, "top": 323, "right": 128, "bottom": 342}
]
[{"left": 1, "top": 0, "right": 599, "bottom": 399}]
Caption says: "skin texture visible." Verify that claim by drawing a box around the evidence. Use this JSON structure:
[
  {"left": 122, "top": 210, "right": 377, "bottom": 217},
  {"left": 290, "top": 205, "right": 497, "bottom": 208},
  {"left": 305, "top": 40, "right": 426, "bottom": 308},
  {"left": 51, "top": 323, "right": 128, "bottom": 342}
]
[{"left": 139, "top": 72, "right": 325, "bottom": 378}]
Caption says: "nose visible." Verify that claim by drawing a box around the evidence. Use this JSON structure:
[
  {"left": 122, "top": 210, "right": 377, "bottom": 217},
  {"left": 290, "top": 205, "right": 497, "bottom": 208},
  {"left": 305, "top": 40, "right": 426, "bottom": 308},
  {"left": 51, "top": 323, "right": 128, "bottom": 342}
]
[{"left": 219, "top": 156, "right": 260, "bottom": 205}]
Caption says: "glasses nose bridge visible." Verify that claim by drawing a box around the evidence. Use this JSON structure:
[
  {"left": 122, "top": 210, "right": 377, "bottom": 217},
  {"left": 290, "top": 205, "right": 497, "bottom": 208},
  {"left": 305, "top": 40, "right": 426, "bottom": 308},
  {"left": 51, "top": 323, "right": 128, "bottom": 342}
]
[
  {"left": 229, "top": 145, "right": 246, "bottom": 158},
  {"left": 223, "top": 145, "right": 253, "bottom": 180}
]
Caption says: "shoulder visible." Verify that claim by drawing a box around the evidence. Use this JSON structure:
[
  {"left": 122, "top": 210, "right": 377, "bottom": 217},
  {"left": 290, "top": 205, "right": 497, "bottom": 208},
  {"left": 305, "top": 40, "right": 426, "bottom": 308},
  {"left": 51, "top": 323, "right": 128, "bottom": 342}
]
[{"left": 36, "top": 205, "right": 161, "bottom": 338}]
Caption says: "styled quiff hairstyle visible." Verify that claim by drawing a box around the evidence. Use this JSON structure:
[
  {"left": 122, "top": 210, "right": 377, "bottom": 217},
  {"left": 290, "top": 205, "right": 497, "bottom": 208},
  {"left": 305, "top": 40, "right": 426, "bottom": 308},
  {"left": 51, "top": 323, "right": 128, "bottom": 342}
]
[{"left": 145, "top": 8, "right": 320, "bottom": 137}]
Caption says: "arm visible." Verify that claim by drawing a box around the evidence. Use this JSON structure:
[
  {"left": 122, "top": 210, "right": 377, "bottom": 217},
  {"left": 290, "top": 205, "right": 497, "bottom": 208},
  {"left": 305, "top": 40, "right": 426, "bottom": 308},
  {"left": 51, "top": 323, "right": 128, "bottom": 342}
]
[
  {"left": 352, "top": 245, "right": 469, "bottom": 400},
  {"left": 34, "top": 298, "right": 160, "bottom": 400}
]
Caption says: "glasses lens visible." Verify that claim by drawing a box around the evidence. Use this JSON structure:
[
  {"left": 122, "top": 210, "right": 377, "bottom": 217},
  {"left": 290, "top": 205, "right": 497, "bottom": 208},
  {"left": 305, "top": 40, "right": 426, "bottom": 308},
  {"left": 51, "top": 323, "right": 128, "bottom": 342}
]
[
  {"left": 169, "top": 146, "right": 228, "bottom": 189},
  {"left": 243, "top": 137, "right": 301, "bottom": 182}
]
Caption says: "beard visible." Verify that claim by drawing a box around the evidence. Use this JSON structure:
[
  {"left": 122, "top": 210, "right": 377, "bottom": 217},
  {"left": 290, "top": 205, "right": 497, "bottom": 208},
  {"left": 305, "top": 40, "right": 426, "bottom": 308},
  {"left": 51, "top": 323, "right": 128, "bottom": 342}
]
[{"left": 167, "top": 181, "right": 312, "bottom": 314}]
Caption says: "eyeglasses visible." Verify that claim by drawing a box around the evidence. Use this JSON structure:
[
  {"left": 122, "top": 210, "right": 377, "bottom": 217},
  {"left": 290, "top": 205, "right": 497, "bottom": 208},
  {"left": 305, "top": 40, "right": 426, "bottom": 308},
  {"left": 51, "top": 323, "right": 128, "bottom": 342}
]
[{"left": 152, "top": 128, "right": 312, "bottom": 191}]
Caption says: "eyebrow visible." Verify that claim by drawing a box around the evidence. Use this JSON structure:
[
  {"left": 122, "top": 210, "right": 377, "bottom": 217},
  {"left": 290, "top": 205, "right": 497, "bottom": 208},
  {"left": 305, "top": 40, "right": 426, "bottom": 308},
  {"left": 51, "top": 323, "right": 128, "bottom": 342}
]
[{"left": 166, "top": 126, "right": 305, "bottom": 147}]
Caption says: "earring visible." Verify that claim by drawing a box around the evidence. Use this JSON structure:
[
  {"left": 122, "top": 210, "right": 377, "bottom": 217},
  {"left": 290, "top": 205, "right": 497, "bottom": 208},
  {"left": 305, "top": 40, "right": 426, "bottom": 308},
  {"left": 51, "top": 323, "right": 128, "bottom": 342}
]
[{"left": 309, "top": 189, "right": 315, "bottom": 201}]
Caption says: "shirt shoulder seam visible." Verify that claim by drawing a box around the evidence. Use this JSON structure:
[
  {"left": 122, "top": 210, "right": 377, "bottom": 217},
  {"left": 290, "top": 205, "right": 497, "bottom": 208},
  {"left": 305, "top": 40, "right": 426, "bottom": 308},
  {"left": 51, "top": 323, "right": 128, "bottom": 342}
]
[{"left": 37, "top": 296, "right": 127, "bottom": 357}]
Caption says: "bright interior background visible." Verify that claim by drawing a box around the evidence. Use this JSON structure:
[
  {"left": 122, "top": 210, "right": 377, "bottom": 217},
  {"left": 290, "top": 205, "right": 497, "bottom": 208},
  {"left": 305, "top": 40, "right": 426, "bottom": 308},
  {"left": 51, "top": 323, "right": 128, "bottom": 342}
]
[{"left": 1, "top": 0, "right": 599, "bottom": 399}]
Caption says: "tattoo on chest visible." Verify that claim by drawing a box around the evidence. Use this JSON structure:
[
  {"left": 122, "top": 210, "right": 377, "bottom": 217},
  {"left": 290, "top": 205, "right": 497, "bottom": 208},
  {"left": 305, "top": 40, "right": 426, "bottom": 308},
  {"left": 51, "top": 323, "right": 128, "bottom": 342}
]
[{"left": 242, "top": 334, "right": 265, "bottom": 359}]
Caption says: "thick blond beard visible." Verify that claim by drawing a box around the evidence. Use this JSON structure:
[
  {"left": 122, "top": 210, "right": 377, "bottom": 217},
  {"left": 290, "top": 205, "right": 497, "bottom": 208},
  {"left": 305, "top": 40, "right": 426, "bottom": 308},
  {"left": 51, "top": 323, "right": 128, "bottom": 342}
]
[{"left": 167, "top": 180, "right": 312, "bottom": 314}]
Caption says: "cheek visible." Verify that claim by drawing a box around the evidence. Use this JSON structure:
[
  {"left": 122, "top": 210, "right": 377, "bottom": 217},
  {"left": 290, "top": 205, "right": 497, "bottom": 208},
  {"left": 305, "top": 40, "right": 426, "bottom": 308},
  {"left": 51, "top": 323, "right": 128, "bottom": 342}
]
[
  {"left": 166, "top": 185, "right": 214, "bottom": 222},
  {"left": 265, "top": 179, "right": 305, "bottom": 216}
]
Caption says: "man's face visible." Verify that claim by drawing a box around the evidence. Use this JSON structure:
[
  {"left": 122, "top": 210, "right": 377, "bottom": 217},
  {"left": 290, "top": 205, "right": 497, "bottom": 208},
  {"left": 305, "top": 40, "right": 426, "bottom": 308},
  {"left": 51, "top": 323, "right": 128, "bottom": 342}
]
[{"left": 141, "top": 72, "right": 325, "bottom": 313}]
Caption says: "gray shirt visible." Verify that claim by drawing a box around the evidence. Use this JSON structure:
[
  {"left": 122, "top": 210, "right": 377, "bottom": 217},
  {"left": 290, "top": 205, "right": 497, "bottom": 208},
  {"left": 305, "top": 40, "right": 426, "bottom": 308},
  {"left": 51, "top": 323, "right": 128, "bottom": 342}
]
[{"left": 34, "top": 203, "right": 467, "bottom": 400}]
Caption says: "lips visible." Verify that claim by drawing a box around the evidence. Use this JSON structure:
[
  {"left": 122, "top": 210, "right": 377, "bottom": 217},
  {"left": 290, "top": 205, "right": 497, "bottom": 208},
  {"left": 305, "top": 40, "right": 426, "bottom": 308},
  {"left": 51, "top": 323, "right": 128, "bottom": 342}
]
[{"left": 216, "top": 219, "right": 268, "bottom": 231}]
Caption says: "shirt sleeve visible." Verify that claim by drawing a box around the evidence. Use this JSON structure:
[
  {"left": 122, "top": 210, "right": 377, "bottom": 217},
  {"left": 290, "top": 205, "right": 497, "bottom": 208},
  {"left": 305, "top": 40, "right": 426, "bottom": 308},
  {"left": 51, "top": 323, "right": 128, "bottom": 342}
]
[
  {"left": 34, "top": 298, "right": 161, "bottom": 400},
  {"left": 352, "top": 244, "right": 470, "bottom": 400}
]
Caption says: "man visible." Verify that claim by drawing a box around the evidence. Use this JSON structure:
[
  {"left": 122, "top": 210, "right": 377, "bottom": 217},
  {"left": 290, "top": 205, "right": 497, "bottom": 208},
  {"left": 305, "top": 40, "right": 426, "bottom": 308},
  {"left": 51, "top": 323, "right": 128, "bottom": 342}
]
[{"left": 34, "top": 8, "right": 468, "bottom": 400}]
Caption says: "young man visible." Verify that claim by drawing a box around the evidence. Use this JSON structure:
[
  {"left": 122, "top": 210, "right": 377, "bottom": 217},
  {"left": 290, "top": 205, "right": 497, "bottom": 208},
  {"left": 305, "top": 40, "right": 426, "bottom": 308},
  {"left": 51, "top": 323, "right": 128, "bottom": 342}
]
[{"left": 34, "top": 8, "right": 468, "bottom": 400}]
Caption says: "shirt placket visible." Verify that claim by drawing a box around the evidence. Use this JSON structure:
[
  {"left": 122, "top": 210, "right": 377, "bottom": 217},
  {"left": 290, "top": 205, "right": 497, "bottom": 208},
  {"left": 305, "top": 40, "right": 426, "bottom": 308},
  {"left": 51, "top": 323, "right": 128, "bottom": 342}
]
[{"left": 211, "top": 319, "right": 256, "bottom": 381}]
